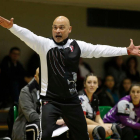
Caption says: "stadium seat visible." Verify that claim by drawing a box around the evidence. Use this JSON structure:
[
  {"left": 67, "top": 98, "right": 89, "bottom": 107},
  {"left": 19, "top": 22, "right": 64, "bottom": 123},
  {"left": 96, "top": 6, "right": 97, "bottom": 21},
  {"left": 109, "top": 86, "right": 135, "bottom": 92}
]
[
  {"left": 99, "top": 106, "right": 111, "bottom": 139},
  {"left": 99, "top": 106, "right": 112, "bottom": 119},
  {"left": 13, "top": 106, "right": 18, "bottom": 122}
]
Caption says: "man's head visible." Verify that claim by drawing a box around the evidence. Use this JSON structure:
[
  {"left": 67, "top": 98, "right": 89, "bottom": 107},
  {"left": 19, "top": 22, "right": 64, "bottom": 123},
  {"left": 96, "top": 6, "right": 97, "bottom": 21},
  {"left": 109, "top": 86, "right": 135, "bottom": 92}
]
[
  {"left": 34, "top": 68, "right": 39, "bottom": 84},
  {"left": 52, "top": 16, "right": 72, "bottom": 43},
  {"left": 9, "top": 47, "right": 20, "bottom": 63}
]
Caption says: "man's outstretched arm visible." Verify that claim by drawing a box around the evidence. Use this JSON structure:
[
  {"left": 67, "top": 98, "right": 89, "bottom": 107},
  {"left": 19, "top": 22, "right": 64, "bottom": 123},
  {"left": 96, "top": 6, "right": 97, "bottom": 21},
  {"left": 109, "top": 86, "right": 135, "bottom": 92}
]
[
  {"left": 78, "top": 38, "right": 140, "bottom": 58},
  {"left": 0, "top": 16, "right": 50, "bottom": 54},
  {"left": 0, "top": 16, "right": 14, "bottom": 29}
]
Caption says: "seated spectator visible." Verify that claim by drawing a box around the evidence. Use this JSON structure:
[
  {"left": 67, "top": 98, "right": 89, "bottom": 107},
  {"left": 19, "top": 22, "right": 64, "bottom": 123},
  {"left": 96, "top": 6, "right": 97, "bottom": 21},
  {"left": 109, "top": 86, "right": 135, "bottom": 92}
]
[
  {"left": 12, "top": 68, "right": 40, "bottom": 140},
  {"left": 77, "top": 58, "right": 93, "bottom": 91},
  {"left": 0, "top": 47, "right": 25, "bottom": 109},
  {"left": 105, "top": 56, "right": 126, "bottom": 89},
  {"left": 126, "top": 56, "right": 140, "bottom": 83},
  {"left": 119, "top": 78, "right": 132, "bottom": 98},
  {"left": 12, "top": 68, "right": 67, "bottom": 140},
  {"left": 78, "top": 73, "right": 122, "bottom": 140},
  {"left": 98, "top": 75, "right": 119, "bottom": 107},
  {"left": 103, "top": 84, "right": 140, "bottom": 140}
]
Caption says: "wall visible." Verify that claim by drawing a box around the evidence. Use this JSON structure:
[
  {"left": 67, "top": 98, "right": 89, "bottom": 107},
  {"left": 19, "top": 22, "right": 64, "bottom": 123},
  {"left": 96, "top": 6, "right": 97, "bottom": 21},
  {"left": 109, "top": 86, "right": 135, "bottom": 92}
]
[{"left": 0, "top": 0, "right": 140, "bottom": 78}]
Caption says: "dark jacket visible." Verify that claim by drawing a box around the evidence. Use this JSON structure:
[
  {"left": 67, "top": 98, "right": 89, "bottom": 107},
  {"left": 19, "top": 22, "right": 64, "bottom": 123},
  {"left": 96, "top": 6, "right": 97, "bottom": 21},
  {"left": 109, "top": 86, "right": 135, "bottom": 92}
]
[{"left": 12, "top": 79, "right": 39, "bottom": 140}]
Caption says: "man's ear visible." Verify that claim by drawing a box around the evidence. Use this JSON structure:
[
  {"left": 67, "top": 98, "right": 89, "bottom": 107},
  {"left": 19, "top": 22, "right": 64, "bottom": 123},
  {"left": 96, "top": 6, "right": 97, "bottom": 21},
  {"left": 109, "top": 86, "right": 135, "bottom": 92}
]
[{"left": 69, "top": 26, "right": 72, "bottom": 33}]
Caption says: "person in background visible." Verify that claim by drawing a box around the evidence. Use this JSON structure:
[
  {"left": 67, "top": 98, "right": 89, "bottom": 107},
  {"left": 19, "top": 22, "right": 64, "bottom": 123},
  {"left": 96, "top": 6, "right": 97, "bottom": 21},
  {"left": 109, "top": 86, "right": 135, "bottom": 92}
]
[
  {"left": 78, "top": 73, "right": 122, "bottom": 140},
  {"left": 126, "top": 56, "right": 140, "bottom": 83},
  {"left": 119, "top": 78, "right": 132, "bottom": 98},
  {"left": 77, "top": 58, "right": 93, "bottom": 91},
  {"left": 0, "top": 47, "right": 25, "bottom": 109},
  {"left": 98, "top": 75, "right": 119, "bottom": 107},
  {"left": 12, "top": 68, "right": 40, "bottom": 140},
  {"left": 103, "top": 84, "right": 140, "bottom": 140},
  {"left": 105, "top": 56, "right": 126, "bottom": 89}
]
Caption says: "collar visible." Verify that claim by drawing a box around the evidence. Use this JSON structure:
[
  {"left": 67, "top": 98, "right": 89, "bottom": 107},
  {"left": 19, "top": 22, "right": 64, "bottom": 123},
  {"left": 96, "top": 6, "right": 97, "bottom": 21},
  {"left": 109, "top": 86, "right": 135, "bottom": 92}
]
[
  {"left": 52, "top": 37, "right": 69, "bottom": 46},
  {"left": 28, "top": 78, "right": 39, "bottom": 92},
  {"left": 35, "top": 80, "right": 39, "bottom": 90}
]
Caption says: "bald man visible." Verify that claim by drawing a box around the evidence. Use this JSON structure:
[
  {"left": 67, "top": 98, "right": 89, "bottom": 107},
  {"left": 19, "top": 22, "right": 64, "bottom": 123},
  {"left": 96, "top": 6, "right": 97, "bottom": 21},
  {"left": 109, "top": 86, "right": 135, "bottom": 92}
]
[
  {"left": 1, "top": 16, "right": 140, "bottom": 140},
  {"left": 12, "top": 68, "right": 40, "bottom": 140}
]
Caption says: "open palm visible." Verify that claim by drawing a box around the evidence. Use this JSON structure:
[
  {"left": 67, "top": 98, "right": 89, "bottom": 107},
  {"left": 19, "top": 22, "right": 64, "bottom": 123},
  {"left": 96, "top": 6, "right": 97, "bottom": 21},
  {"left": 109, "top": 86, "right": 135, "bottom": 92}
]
[
  {"left": 0, "top": 16, "right": 14, "bottom": 29},
  {"left": 128, "top": 39, "right": 140, "bottom": 56}
]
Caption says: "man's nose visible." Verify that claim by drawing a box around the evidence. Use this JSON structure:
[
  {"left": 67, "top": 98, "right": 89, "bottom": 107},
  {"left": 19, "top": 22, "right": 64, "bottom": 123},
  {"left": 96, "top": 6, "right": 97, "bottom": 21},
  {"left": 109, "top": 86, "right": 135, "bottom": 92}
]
[{"left": 56, "top": 28, "right": 60, "bottom": 32}]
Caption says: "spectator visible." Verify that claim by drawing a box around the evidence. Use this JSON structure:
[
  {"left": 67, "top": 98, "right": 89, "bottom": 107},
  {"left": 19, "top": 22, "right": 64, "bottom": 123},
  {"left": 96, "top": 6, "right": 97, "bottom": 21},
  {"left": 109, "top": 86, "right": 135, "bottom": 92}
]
[
  {"left": 77, "top": 58, "right": 93, "bottom": 91},
  {"left": 103, "top": 84, "right": 140, "bottom": 140},
  {"left": 0, "top": 47, "right": 25, "bottom": 109},
  {"left": 105, "top": 56, "right": 126, "bottom": 89},
  {"left": 119, "top": 78, "right": 132, "bottom": 98},
  {"left": 98, "top": 75, "right": 119, "bottom": 106},
  {"left": 126, "top": 56, "right": 140, "bottom": 83},
  {"left": 78, "top": 73, "right": 122, "bottom": 140}
]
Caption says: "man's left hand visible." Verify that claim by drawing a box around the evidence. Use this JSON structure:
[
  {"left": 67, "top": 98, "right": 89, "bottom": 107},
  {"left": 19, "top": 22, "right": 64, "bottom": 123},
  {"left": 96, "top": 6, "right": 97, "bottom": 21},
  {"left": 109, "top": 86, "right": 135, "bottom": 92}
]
[{"left": 127, "top": 39, "right": 140, "bottom": 56}]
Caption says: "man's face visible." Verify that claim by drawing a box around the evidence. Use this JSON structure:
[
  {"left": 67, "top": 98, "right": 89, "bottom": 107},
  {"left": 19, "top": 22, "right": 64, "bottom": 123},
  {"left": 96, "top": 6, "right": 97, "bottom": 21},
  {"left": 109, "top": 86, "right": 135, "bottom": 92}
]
[
  {"left": 9, "top": 50, "right": 20, "bottom": 62},
  {"left": 52, "top": 17, "right": 72, "bottom": 43}
]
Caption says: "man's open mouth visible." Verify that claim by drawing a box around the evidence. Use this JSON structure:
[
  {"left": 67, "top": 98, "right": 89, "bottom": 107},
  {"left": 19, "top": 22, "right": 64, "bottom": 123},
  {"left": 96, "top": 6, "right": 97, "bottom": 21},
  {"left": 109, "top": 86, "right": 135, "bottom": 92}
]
[{"left": 56, "top": 35, "right": 62, "bottom": 38}]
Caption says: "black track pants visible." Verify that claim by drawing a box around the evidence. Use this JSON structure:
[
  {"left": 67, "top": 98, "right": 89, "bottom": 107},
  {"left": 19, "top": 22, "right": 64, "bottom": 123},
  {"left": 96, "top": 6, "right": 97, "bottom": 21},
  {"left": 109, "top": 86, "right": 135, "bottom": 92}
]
[{"left": 41, "top": 98, "right": 89, "bottom": 140}]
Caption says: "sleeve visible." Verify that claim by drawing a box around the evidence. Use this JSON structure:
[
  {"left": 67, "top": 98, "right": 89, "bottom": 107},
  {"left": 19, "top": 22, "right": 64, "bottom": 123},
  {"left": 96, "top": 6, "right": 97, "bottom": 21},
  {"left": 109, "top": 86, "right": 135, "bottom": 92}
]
[
  {"left": 19, "top": 87, "right": 39, "bottom": 123},
  {"left": 76, "top": 40, "right": 128, "bottom": 58},
  {"left": 9, "top": 24, "right": 50, "bottom": 54},
  {"left": 79, "top": 95, "right": 87, "bottom": 115},
  {"left": 117, "top": 100, "right": 130, "bottom": 114},
  {"left": 119, "top": 115, "right": 140, "bottom": 130}
]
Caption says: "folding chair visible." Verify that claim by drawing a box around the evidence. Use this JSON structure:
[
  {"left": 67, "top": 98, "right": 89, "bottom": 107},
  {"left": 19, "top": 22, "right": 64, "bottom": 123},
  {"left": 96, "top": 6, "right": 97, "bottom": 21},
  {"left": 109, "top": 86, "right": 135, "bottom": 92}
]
[{"left": 26, "top": 124, "right": 40, "bottom": 140}]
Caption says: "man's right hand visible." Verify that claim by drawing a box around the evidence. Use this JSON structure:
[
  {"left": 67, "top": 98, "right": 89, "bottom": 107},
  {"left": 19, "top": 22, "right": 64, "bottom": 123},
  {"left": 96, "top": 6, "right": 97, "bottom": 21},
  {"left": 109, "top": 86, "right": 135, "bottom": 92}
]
[{"left": 0, "top": 16, "right": 14, "bottom": 29}]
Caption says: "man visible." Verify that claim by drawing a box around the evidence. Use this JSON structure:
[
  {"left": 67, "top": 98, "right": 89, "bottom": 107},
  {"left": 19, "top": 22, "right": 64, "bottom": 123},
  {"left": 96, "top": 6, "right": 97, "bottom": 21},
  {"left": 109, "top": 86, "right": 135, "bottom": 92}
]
[
  {"left": 0, "top": 16, "right": 140, "bottom": 140},
  {"left": 0, "top": 47, "right": 25, "bottom": 109},
  {"left": 12, "top": 68, "right": 40, "bottom": 140}
]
